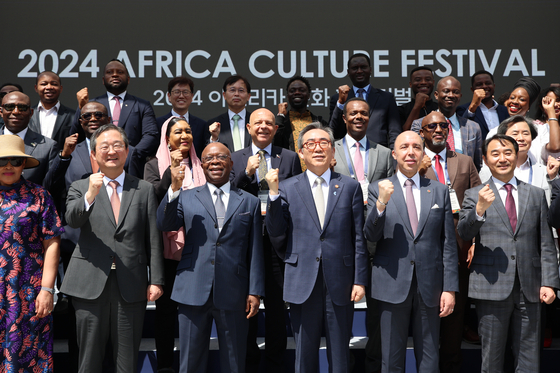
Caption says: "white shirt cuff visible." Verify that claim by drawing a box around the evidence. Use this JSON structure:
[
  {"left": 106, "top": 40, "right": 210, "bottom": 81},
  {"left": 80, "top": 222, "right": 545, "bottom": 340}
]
[
  {"left": 168, "top": 186, "right": 181, "bottom": 202},
  {"left": 269, "top": 193, "right": 280, "bottom": 201}
]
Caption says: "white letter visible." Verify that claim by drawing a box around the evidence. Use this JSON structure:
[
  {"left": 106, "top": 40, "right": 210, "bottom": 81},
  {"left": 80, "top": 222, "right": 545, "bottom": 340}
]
[
  {"left": 418, "top": 50, "right": 433, "bottom": 67},
  {"left": 477, "top": 49, "right": 501, "bottom": 74},
  {"left": 248, "top": 50, "right": 274, "bottom": 79},
  {"left": 452, "top": 49, "right": 468, "bottom": 77},
  {"left": 175, "top": 51, "right": 182, "bottom": 76},
  {"left": 213, "top": 51, "right": 237, "bottom": 78},
  {"left": 116, "top": 50, "right": 136, "bottom": 78},
  {"left": 373, "top": 50, "right": 389, "bottom": 78},
  {"left": 330, "top": 50, "right": 349, "bottom": 78},
  {"left": 300, "top": 51, "right": 313, "bottom": 78},
  {"left": 138, "top": 50, "right": 153, "bottom": 78},
  {"left": 435, "top": 49, "right": 452, "bottom": 77},
  {"left": 185, "top": 50, "right": 210, "bottom": 79},
  {"left": 503, "top": 49, "right": 529, "bottom": 76},
  {"left": 278, "top": 51, "right": 296, "bottom": 78},
  {"left": 155, "top": 51, "right": 173, "bottom": 78},
  {"left": 532, "top": 49, "right": 545, "bottom": 76},
  {"left": 469, "top": 49, "right": 476, "bottom": 77},
  {"left": 313, "top": 50, "right": 328, "bottom": 78},
  {"left": 401, "top": 50, "right": 416, "bottom": 77}
]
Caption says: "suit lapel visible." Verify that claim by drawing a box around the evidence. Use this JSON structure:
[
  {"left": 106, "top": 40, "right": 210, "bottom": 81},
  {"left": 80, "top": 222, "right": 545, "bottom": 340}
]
[
  {"left": 458, "top": 117, "right": 470, "bottom": 154},
  {"left": 23, "top": 130, "right": 42, "bottom": 156},
  {"left": 367, "top": 88, "right": 381, "bottom": 112},
  {"left": 271, "top": 146, "right": 282, "bottom": 169},
  {"left": 446, "top": 150, "right": 458, "bottom": 186},
  {"left": 196, "top": 185, "right": 218, "bottom": 224},
  {"left": 116, "top": 174, "right": 137, "bottom": 229},
  {"left": 323, "top": 173, "right": 344, "bottom": 230},
  {"left": 515, "top": 179, "right": 529, "bottom": 235},
  {"left": 295, "top": 174, "right": 322, "bottom": 232},
  {"left": 51, "top": 107, "right": 68, "bottom": 140},
  {"left": 29, "top": 110, "right": 41, "bottom": 133},
  {"left": 416, "top": 177, "right": 434, "bottom": 238},
  {"left": 118, "top": 94, "right": 134, "bottom": 128},
  {"left": 77, "top": 142, "right": 94, "bottom": 173},
  {"left": 367, "top": 140, "right": 379, "bottom": 183},
  {"left": 390, "top": 175, "right": 414, "bottom": 237},
  {"left": 223, "top": 187, "right": 243, "bottom": 230},
  {"left": 334, "top": 140, "right": 351, "bottom": 177},
  {"left": 474, "top": 109, "right": 489, "bottom": 134},
  {"left": 488, "top": 180, "right": 514, "bottom": 235}
]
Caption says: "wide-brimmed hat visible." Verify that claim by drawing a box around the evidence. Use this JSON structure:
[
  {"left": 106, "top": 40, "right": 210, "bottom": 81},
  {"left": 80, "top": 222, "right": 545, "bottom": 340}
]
[{"left": 0, "top": 135, "right": 40, "bottom": 169}]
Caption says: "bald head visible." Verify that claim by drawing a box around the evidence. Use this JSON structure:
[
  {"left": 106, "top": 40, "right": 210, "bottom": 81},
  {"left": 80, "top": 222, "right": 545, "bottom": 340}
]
[
  {"left": 421, "top": 111, "right": 448, "bottom": 153},
  {"left": 201, "top": 142, "right": 233, "bottom": 188},
  {"left": 434, "top": 76, "right": 462, "bottom": 117},
  {"left": 80, "top": 101, "right": 111, "bottom": 139},
  {"left": 248, "top": 108, "right": 278, "bottom": 149},
  {"left": 1, "top": 92, "right": 33, "bottom": 134},
  {"left": 392, "top": 131, "right": 424, "bottom": 178}
]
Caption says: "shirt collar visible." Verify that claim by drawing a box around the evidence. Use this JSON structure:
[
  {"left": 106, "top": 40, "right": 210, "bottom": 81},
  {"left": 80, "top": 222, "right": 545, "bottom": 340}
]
[
  {"left": 396, "top": 170, "right": 420, "bottom": 189},
  {"left": 107, "top": 91, "right": 126, "bottom": 102},
  {"left": 447, "top": 113, "right": 460, "bottom": 130},
  {"left": 38, "top": 101, "right": 60, "bottom": 112},
  {"left": 424, "top": 147, "right": 447, "bottom": 162},
  {"left": 353, "top": 85, "right": 371, "bottom": 96},
  {"left": 4, "top": 126, "right": 28, "bottom": 140},
  {"left": 103, "top": 171, "right": 126, "bottom": 187},
  {"left": 306, "top": 168, "right": 331, "bottom": 186},
  {"left": 228, "top": 108, "right": 246, "bottom": 121},
  {"left": 492, "top": 176, "right": 517, "bottom": 190},
  {"left": 518, "top": 156, "right": 531, "bottom": 171},
  {"left": 171, "top": 110, "right": 189, "bottom": 122},
  {"left": 251, "top": 142, "right": 272, "bottom": 156},
  {"left": 344, "top": 133, "right": 367, "bottom": 150},
  {"left": 207, "top": 181, "right": 231, "bottom": 196}
]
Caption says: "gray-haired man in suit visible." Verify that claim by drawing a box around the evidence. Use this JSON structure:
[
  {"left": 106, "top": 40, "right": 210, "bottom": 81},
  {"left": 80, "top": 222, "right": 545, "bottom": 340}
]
[{"left": 458, "top": 134, "right": 560, "bottom": 372}]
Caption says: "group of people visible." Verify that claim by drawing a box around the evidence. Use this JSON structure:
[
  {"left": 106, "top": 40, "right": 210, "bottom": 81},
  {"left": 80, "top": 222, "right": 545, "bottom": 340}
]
[{"left": 0, "top": 52, "right": 559, "bottom": 373}]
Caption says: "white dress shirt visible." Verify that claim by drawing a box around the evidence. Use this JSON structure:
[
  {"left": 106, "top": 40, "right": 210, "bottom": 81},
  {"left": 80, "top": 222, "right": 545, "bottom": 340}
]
[
  {"left": 467, "top": 99, "right": 500, "bottom": 131},
  {"left": 37, "top": 101, "right": 60, "bottom": 139},
  {"left": 4, "top": 126, "right": 28, "bottom": 140},
  {"left": 85, "top": 171, "right": 125, "bottom": 210}
]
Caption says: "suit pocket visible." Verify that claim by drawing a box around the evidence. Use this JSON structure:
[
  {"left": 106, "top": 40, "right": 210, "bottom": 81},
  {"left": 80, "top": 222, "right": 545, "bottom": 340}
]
[
  {"left": 532, "top": 257, "right": 541, "bottom": 268},
  {"left": 284, "top": 253, "right": 298, "bottom": 265},
  {"left": 471, "top": 254, "right": 494, "bottom": 266},
  {"left": 343, "top": 255, "right": 353, "bottom": 267},
  {"left": 467, "top": 137, "right": 476, "bottom": 142}
]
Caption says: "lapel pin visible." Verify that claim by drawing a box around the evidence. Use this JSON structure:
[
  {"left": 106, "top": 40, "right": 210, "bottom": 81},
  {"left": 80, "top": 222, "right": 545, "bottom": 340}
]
[
  {"left": 335, "top": 185, "right": 339, "bottom": 188},
  {"left": 276, "top": 154, "right": 280, "bottom": 158},
  {"left": 31, "top": 142, "right": 37, "bottom": 147},
  {"left": 427, "top": 190, "right": 431, "bottom": 193}
]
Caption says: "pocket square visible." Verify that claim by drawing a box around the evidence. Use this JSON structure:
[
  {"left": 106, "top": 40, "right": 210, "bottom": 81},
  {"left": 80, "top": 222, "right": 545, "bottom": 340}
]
[
  {"left": 239, "top": 212, "right": 251, "bottom": 216},
  {"left": 431, "top": 204, "right": 440, "bottom": 209}
]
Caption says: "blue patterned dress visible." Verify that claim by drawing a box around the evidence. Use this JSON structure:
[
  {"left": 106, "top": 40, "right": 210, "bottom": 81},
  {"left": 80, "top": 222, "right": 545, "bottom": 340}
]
[{"left": 0, "top": 179, "right": 64, "bottom": 372}]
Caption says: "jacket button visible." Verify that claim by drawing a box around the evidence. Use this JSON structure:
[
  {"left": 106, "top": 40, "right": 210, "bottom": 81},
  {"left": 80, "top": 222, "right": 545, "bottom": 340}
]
[
  {"left": 320, "top": 237, "right": 325, "bottom": 241},
  {"left": 211, "top": 260, "right": 215, "bottom": 265},
  {"left": 410, "top": 260, "right": 415, "bottom": 265},
  {"left": 217, "top": 242, "right": 221, "bottom": 246},
  {"left": 511, "top": 255, "right": 515, "bottom": 260},
  {"left": 110, "top": 255, "right": 114, "bottom": 259},
  {"left": 413, "top": 241, "right": 417, "bottom": 244},
  {"left": 215, "top": 224, "right": 218, "bottom": 229},
  {"left": 316, "top": 257, "right": 320, "bottom": 262}
]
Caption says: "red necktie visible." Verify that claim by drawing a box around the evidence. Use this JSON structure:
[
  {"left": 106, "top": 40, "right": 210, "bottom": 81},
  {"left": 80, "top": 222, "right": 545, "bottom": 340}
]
[
  {"left": 504, "top": 183, "right": 517, "bottom": 232},
  {"left": 434, "top": 154, "right": 445, "bottom": 184},
  {"left": 446, "top": 119, "right": 456, "bottom": 151},
  {"left": 112, "top": 96, "right": 121, "bottom": 126}
]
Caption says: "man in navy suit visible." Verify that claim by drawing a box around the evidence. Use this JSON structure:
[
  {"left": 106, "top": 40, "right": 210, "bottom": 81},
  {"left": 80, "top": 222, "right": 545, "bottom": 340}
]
[
  {"left": 364, "top": 131, "right": 459, "bottom": 373},
  {"left": 230, "top": 108, "right": 302, "bottom": 373},
  {"left": 207, "top": 75, "right": 253, "bottom": 152},
  {"left": 456, "top": 70, "right": 509, "bottom": 140},
  {"left": 329, "top": 53, "right": 401, "bottom": 148},
  {"left": 156, "top": 76, "right": 208, "bottom": 158},
  {"left": 266, "top": 123, "right": 368, "bottom": 373},
  {"left": 29, "top": 71, "right": 75, "bottom": 154},
  {"left": 157, "top": 142, "right": 264, "bottom": 373},
  {"left": 70, "top": 59, "right": 159, "bottom": 177}
]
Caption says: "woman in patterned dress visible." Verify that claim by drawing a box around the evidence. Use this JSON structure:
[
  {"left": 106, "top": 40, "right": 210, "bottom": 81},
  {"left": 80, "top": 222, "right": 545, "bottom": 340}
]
[{"left": 0, "top": 135, "right": 63, "bottom": 372}]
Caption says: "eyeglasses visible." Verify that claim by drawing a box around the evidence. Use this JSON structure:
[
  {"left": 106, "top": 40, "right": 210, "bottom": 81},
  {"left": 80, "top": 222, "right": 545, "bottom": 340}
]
[
  {"left": 226, "top": 88, "right": 247, "bottom": 94},
  {"left": 0, "top": 157, "right": 25, "bottom": 167},
  {"left": 1, "top": 104, "right": 30, "bottom": 112},
  {"left": 201, "top": 154, "right": 230, "bottom": 164},
  {"left": 171, "top": 90, "right": 193, "bottom": 97},
  {"left": 302, "top": 140, "right": 332, "bottom": 150},
  {"left": 81, "top": 111, "right": 107, "bottom": 121},
  {"left": 422, "top": 122, "right": 449, "bottom": 131},
  {"left": 97, "top": 143, "right": 125, "bottom": 153}
]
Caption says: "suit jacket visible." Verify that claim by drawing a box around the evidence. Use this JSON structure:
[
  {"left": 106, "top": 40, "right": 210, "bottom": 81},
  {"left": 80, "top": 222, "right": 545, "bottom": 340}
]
[
  {"left": 273, "top": 111, "right": 327, "bottom": 151},
  {"left": 333, "top": 137, "right": 394, "bottom": 183},
  {"left": 70, "top": 92, "right": 159, "bottom": 175},
  {"left": 265, "top": 172, "right": 369, "bottom": 306},
  {"left": 61, "top": 173, "right": 164, "bottom": 303},
  {"left": 230, "top": 145, "right": 302, "bottom": 196},
  {"left": 207, "top": 111, "right": 252, "bottom": 152},
  {"left": 364, "top": 174, "right": 459, "bottom": 308},
  {"left": 329, "top": 88, "right": 401, "bottom": 148},
  {"left": 456, "top": 102, "right": 509, "bottom": 139},
  {"left": 458, "top": 179, "right": 560, "bottom": 302},
  {"left": 424, "top": 150, "right": 481, "bottom": 261},
  {"left": 30, "top": 103, "right": 75, "bottom": 154},
  {"left": 411, "top": 115, "right": 483, "bottom": 171},
  {"left": 157, "top": 184, "right": 264, "bottom": 311},
  {"left": 157, "top": 112, "right": 209, "bottom": 159},
  {"left": 548, "top": 178, "right": 560, "bottom": 229}
]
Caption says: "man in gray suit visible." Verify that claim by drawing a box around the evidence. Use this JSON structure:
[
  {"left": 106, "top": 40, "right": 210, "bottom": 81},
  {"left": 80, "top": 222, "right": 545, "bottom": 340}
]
[
  {"left": 458, "top": 134, "right": 560, "bottom": 372},
  {"left": 333, "top": 97, "right": 393, "bottom": 373},
  {"left": 1, "top": 91, "right": 57, "bottom": 187},
  {"left": 61, "top": 124, "right": 164, "bottom": 373}
]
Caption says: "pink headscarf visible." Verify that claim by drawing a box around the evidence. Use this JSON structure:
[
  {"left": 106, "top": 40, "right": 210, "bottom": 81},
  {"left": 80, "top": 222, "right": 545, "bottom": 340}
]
[{"left": 158, "top": 116, "right": 206, "bottom": 260}]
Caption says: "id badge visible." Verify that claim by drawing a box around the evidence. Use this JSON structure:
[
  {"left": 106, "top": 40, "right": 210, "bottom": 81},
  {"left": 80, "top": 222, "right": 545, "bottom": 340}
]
[
  {"left": 360, "top": 181, "right": 369, "bottom": 206},
  {"left": 258, "top": 191, "right": 268, "bottom": 216},
  {"left": 449, "top": 187, "right": 461, "bottom": 214}
]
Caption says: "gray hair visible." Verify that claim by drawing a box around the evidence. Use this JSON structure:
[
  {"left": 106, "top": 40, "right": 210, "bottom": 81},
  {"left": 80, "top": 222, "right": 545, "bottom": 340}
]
[{"left": 297, "top": 122, "right": 335, "bottom": 150}]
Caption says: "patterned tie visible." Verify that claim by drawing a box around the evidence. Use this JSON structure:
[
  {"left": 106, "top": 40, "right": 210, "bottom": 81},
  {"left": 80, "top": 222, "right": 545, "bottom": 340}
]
[
  {"left": 446, "top": 119, "right": 456, "bottom": 152},
  {"left": 257, "top": 150, "right": 268, "bottom": 190},
  {"left": 112, "top": 96, "right": 121, "bottom": 126},
  {"left": 405, "top": 179, "right": 418, "bottom": 235},
  {"left": 214, "top": 189, "right": 226, "bottom": 229},
  {"left": 314, "top": 177, "right": 325, "bottom": 228},
  {"left": 109, "top": 180, "right": 120, "bottom": 223},
  {"left": 232, "top": 114, "right": 242, "bottom": 151},
  {"left": 354, "top": 142, "right": 365, "bottom": 182},
  {"left": 504, "top": 183, "right": 517, "bottom": 232},
  {"left": 434, "top": 154, "right": 445, "bottom": 184},
  {"left": 356, "top": 88, "right": 365, "bottom": 100}
]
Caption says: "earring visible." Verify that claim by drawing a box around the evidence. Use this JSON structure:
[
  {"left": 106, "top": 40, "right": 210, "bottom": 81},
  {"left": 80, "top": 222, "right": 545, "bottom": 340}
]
[{"left": 168, "top": 144, "right": 172, "bottom": 151}]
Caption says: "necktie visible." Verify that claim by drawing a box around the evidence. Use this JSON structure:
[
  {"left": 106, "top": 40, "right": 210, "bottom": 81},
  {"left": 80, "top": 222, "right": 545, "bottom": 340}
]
[
  {"left": 258, "top": 150, "right": 268, "bottom": 190},
  {"left": 354, "top": 142, "right": 364, "bottom": 182},
  {"left": 356, "top": 88, "right": 365, "bottom": 100},
  {"left": 434, "top": 154, "right": 445, "bottom": 184},
  {"left": 405, "top": 179, "right": 418, "bottom": 235},
  {"left": 314, "top": 177, "right": 325, "bottom": 228},
  {"left": 232, "top": 114, "right": 242, "bottom": 151},
  {"left": 112, "top": 96, "right": 121, "bottom": 126},
  {"left": 446, "top": 119, "right": 456, "bottom": 151},
  {"left": 109, "top": 180, "right": 120, "bottom": 223},
  {"left": 214, "top": 189, "right": 225, "bottom": 229},
  {"left": 504, "top": 183, "right": 517, "bottom": 232}
]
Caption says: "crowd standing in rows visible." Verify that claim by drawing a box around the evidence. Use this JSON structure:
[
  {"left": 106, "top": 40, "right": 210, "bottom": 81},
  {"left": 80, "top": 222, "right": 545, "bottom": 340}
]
[{"left": 0, "top": 52, "right": 559, "bottom": 373}]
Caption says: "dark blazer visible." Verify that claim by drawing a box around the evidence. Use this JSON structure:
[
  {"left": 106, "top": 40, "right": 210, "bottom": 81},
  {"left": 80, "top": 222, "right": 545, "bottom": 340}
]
[
  {"left": 364, "top": 174, "right": 459, "bottom": 308},
  {"left": 329, "top": 88, "right": 401, "bottom": 149},
  {"left": 548, "top": 178, "right": 560, "bottom": 229},
  {"left": 157, "top": 184, "right": 265, "bottom": 311},
  {"left": 459, "top": 179, "right": 560, "bottom": 302},
  {"left": 157, "top": 112, "right": 209, "bottom": 158},
  {"left": 456, "top": 102, "right": 509, "bottom": 139},
  {"left": 61, "top": 173, "right": 164, "bottom": 303},
  {"left": 273, "top": 111, "right": 327, "bottom": 151},
  {"left": 333, "top": 137, "right": 394, "bottom": 183},
  {"left": 30, "top": 103, "right": 75, "bottom": 154},
  {"left": 207, "top": 111, "right": 252, "bottom": 152},
  {"left": 70, "top": 92, "right": 159, "bottom": 175},
  {"left": 266, "top": 172, "right": 369, "bottom": 306},
  {"left": 230, "top": 145, "right": 302, "bottom": 196}
]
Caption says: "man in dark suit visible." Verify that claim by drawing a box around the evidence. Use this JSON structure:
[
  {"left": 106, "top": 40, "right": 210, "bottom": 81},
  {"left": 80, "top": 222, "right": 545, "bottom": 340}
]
[
  {"left": 329, "top": 53, "right": 401, "bottom": 148},
  {"left": 230, "top": 108, "right": 302, "bottom": 373},
  {"left": 418, "top": 111, "right": 481, "bottom": 373},
  {"left": 411, "top": 76, "right": 483, "bottom": 171},
  {"left": 157, "top": 142, "right": 264, "bottom": 373},
  {"left": 266, "top": 123, "right": 368, "bottom": 373},
  {"left": 456, "top": 70, "right": 509, "bottom": 140},
  {"left": 399, "top": 66, "right": 439, "bottom": 131},
  {"left": 458, "top": 134, "right": 560, "bottom": 372},
  {"left": 29, "top": 71, "right": 75, "bottom": 154},
  {"left": 61, "top": 124, "right": 164, "bottom": 373},
  {"left": 0, "top": 91, "right": 57, "bottom": 186},
  {"left": 156, "top": 76, "right": 208, "bottom": 158},
  {"left": 70, "top": 59, "right": 159, "bottom": 177},
  {"left": 207, "top": 75, "right": 252, "bottom": 152},
  {"left": 364, "top": 131, "right": 459, "bottom": 373},
  {"left": 333, "top": 97, "right": 393, "bottom": 373}
]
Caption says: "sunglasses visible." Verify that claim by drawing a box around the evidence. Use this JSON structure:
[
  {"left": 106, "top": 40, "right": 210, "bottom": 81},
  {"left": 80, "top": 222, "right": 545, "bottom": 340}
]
[
  {"left": 1, "top": 103, "right": 30, "bottom": 112},
  {"left": 0, "top": 157, "right": 25, "bottom": 167},
  {"left": 81, "top": 111, "right": 107, "bottom": 121},
  {"left": 422, "top": 122, "right": 449, "bottom": 131}
]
